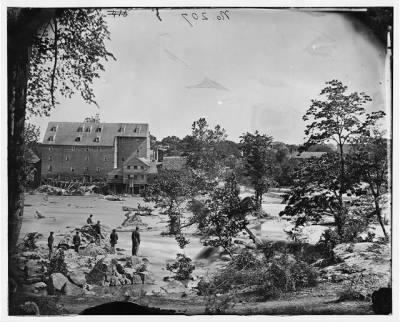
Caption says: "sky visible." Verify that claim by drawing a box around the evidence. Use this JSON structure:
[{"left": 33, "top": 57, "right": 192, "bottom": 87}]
[{"left": 30, "top": 8, "right": 389, "bottom": 144}]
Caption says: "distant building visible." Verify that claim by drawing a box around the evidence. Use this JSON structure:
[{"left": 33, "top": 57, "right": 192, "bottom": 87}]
[
  {"left": 289, "top": 151, "right": 326, "bottom": 159},
  {"left": 39, "top": 121, "right": 151, "bottom": 185},
  {"left": 162, "top": 156, "right": 187, "bottom": 171}
]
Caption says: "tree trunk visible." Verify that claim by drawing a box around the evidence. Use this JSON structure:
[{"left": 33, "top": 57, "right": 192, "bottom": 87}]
[
  {"left": 8, "top": 8, "right": 56, "bottom": 254},
  {"left": 8, "top": 37, "right": 30, "bottom": 256},
  {"left": 374, "top": 199, "right": 388, "bottom": 240}
]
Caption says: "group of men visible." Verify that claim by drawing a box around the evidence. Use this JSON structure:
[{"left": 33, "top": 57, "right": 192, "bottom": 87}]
[{"left": 47, "top": 214, "right": 141, "bottom": 258}]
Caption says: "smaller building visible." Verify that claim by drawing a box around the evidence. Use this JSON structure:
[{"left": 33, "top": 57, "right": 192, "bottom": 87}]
[
  {"left": 107, "top": 151, "right": 159, "bottom": 194},
  {"left": 162, "top": 156, "right": 187, "bottom": 171}
]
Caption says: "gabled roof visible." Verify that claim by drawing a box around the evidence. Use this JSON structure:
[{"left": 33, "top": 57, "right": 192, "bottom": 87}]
[
  {"left": 162, "top": 156, "right": 187, "bottom": 171},
  {"left": 42, "top": 122, "right": 149, "bottom": 146},
  {"left": 289, "top": 152, "right": 326, "bottom": 159}
]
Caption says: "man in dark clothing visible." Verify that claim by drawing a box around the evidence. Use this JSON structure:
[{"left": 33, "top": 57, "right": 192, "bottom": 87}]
[
  {"left": 110, "top": 229, "right": 118, "bottom": 254},
  {"left": 87, "top": 214, "right": 94, "bottom": 225},
  {"left": 131, "top": 226, "right": 141, "bottom": 256},
  {"left": 48, "top": 232, "right": 54, "bottom": 259},
  {"left": 73, "top": 231, "right": 81, "bottom": 253},
  {"left": 94, "top": 221, "right": 102, "bottom": 244}
]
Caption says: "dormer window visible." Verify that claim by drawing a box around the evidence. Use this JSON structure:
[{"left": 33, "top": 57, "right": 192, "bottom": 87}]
[
  {"left": 50, "top": 126, "right": 57, "bottom": 132},
  {"left": 77, "top": 127, "right": 83, "bottom": 132},
  {"left": 94, "top": 137, "right": 100, "bottom": 143},
  {"left": 75, "top": 137, "right": 81, "bottom": 142},
  {"left": 95, "top": 127, "right": 102, "bottom": 133},
  {"left": 48, "top": 136, "right": 54, "bottom": 141},
  {"left": 133, "top": 127, "right": 139, "bottom": 133},
  {"left": 85, "top": 127, "right": 91, "bottom": 132},
  {"left": 118, "top": 126, "right": 125, "bottom": 132}
]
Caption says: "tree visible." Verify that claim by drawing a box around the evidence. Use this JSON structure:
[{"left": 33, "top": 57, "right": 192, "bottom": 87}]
[
  {"left": 142, "top": 169, "right": 202, "bottom": 235},
  {"left": 239, "top": 131, "right": 274, "bottom": 208},
  {"left": 296, "top": 79, "right": 385, "bottom": 236},
  {"left": 348, "top": 130, "right": 390, "bottom": 238},
  {"left": 8, "top": 8, "right": 114, "bottom": 255},
  {"left": 186, "top": 118, "right": 228, "bottom": 178},
  {"left": 202, "top": 174, "right": 251, "bottom": 257}
]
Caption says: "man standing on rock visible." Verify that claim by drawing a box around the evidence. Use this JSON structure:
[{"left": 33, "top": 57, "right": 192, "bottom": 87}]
[
  {"left": 94, "top": 221, "right": 102, "bottom": 244},
  {"left": 87, "top": 214, "right": 94, "bottom": 225},
  {"left": 131, "top": 226, "right": 141, "bottom": 256},
  {"left": 110, "top": 229, "right": 118, "bottom": 254},
  {"left": 48, "top": 232, "right": 54, "bottom": 259},
  {"left": 73, "top": 231, "right": 81, "bottom": 253}
]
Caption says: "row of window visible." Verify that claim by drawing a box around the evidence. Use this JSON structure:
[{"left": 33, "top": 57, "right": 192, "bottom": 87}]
[
  {"left": 126, "top": 165, "right": 145, "bottom": 170},
  {"left": 76, "top": 126, "right": 102, "bottom": 133},
  {"left": 114, "top": 174, "right": 146, "bottom": 180},
  {"left": 47, "top": 146, "right": 107, "bottom": 152},
  {"left": 50, "top": 125, "right": 143, "bottom": 134},
  {"left": 47, "top": 166, "right": 102, "bottom": 172},
  {"left": 48, "top": 155, "right": 108, "bottom": 161}
]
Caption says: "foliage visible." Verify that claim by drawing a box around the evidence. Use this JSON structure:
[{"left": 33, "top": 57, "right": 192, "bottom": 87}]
[
  {"left": 316, "top": 229, "right": 341, "bottom": 262},
  {"left": 47, "top": 249, "right": 68, "bottom": 276},
  {"left": 185, "top": 118, "right": 228, "bottom": 178},
  {"left": 175, "top": 234, "right": 190, "bottom": 249},
  {"left": 239, "top": 131, "right": 274, "bottom": 207},
  {"left": 142, "top": 169, "right": 204, "bottom": 234},
  {"left": 27, "top": 9, "right": 115, "bottom": 116},
  {"left": 202, "top": 174, "right": 250, "bottom": 256},
  {"left": 347, "top": 130, "right": 390, "bottom": 238},
  {"left": 282, "top": 80, "right": 385, "bottom": 238},
  {"left": 206, "top": 253, "right": 318, "bottom": 300},
  {"left": 166, "top": 253, "right": 195, "bottom": 281}
]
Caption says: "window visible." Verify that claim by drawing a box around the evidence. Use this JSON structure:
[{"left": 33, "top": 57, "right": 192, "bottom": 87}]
[
  {"left": 95, "top": 127, "right": 102, "bottom": 133},
  {"left": 133, "top": 127, "right": 138, "bottom": 133},
  {"left": 48, "top": 155, "right": 53, "bottom": 161},
  {"left": 72, "top": 146, "right": 75, "bottom": 151},
  {"left": 50, "top": 126, "right": 57, "bottom": 132},
  {"left": 48, "top": 146, "right": 53, "bottom": 151},
  {"left": 133, "top": 175, "right": 138, "bottom": 180},
  {"left": 104, "top": 156, "right": 107, "bottom": 161},
  {"left": 96, "top": 167, "right": 100, "bottom": 173},
  {"left": 84, "top": 167, "right": 89, "bottom": 172},
  {"left": 71, "top": 168, "right": 75, "bottom": 172},
  {"left": 141, "top": 175, "right": 145, "bottom": 180},
  {"left": 77, "top": 127, "right": 83, "bottom": 132},
  {"left": 75, "top": 137, "right": 81, "bottom": 142},
  {"left": 114, "top": 175, "right": 118, "bottom": 179},
  {"left": 97, "top": 147, "right": 102, "bottom": 152},
  {"left": 85, "top": 155, "right": 89, "bottom": 161},
  {"left": 94, "top": 137, "right": 100, "bottom": 143},
  {"left": 128, "top": 174, "right": 132, "bottom": 179},
  {"left": 48, "top": 165, "right": 52, "bottom": 172},
  {"left": 48, "top": 136, "right": 54, "bottom": 141},
  {"left": 127, "top": 166, "right": 131, "bottom": 170},
  {"left": 118, "top": 127, "right": 125, "bottom": 132},
  {"left": 85, "top": 127, "right": 91, "bottom": 132},
  {"left": 85, "top": 147, "right": 89, "bottom": 151},
  {"left": 65, "top": 155, "right": 69, "bottom": 161},
  {"left": 133, "top": 165, "right": 138, "bottom": 170},
  {"left": 141, "top": 166, "right": 145, "bottom": 170}
]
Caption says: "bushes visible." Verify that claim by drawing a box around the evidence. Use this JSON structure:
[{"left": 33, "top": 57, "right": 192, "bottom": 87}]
[
  {"left": 166, "top": 253, "right": 195, "bottom": 281},
  {"left": 204, "top": 251, "right": 318, "bottom": 300}
]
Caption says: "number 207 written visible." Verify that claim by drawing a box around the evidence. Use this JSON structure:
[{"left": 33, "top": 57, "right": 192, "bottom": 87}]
[{"left": 181, "top": 10, "right": 230, "bottom": 27}]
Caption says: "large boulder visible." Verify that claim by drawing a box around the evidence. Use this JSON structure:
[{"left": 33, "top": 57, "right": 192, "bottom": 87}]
[
  {"left": 48, "top": 273, "right": 68, "bottom": 295},
  {"left": 68, "top": 271, "right": 87, "bottom": 287},
  {"left": 321, "top": 242, "right": 391, "bottom": 298},
  {"left": 63, "top": 280, "right": 86, "bottom": 296}
]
